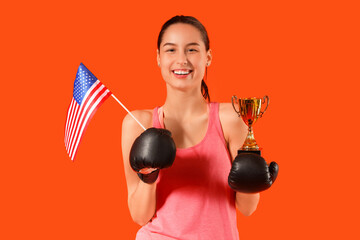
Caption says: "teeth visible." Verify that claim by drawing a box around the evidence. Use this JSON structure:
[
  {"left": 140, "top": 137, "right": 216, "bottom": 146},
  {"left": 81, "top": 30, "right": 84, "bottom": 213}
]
[{"left": 174, "top": 70, "right": 190, "bottom": 75}]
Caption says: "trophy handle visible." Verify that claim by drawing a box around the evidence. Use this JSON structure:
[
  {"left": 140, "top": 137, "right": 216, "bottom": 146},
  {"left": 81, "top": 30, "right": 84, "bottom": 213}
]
[
  {"left": 231, "top": 95, "right": 241, "bottom": 116},
  {"left": 260, "top": 95, "right": 269, "bottom": 117}
]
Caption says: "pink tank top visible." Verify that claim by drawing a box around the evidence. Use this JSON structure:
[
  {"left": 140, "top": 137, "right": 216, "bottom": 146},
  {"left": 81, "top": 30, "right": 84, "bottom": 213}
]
[{"left": 136, "top": 102, "right": 239, "bottom": 240}]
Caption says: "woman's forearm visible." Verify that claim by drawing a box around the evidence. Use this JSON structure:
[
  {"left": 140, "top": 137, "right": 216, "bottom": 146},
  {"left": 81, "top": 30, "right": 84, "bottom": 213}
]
[
  {"left": 235, "top": 192, "right": 260, "bottom": 216},
  {"left": 128, "top": 180, "right": 157, "bottom": 226}
]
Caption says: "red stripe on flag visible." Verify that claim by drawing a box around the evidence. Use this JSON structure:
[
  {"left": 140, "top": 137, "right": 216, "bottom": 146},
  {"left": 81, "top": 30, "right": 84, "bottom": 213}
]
[
  {"left": 64, "top": 99, "right": 74, "bottom": 138},
  {"left": 64, "top": 99, "right": 76, "bottom": 147},
  {"left": 65, "top": 101, "right": 80, "bottom": 151}
]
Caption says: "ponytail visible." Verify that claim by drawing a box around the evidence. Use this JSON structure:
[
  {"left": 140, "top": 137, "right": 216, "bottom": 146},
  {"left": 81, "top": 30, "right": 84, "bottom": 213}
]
[
  {"left": 201, "top": 66, "right": 210, "bottom": 102},
  {"left": 201, "top": 80, "right": 210, "bottom": 102}
]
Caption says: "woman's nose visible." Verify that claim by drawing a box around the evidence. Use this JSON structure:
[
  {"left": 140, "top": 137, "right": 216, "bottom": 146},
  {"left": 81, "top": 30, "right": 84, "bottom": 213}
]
[{"left": 176, "top": 52, "right": 188, "bottom": 66}]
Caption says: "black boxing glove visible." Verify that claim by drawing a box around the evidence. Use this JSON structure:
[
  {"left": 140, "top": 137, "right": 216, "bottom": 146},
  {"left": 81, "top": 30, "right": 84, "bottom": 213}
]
[
  {"left": 228, "top": 153, "right": 279, "bottom": 193},
  {"left": 130, "top": 128, "right": 176, "bottom": 183}
]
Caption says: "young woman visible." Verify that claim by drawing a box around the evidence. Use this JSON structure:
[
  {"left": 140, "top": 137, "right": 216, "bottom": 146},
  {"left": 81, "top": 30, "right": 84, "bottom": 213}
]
[{"left": 122, "top": 15, "right": 260, "bottom": 240}]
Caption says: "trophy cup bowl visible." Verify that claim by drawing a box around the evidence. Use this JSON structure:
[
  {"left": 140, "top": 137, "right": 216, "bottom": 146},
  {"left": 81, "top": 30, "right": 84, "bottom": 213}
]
[{"left": 231, "top": 95, "right": 269, "bottom": 155}]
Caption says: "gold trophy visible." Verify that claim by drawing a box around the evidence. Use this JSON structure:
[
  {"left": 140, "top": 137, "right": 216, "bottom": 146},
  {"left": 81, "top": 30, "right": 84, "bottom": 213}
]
[{"left": 231, "top": 95, "right": 269, "bottom": 155}]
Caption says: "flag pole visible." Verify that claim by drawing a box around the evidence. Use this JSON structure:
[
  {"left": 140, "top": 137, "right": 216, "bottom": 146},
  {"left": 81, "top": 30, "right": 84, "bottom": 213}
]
[{"left": 111, "top": 94, "right": 146, "bottom": 131}]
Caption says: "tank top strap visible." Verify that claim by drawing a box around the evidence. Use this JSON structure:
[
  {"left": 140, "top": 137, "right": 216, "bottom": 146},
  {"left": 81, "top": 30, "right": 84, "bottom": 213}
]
[
  {"left": 152, "top": 106, "right": 162, "bottom": 128},
  {"left": 209, "top": 102, "right": 228, "bottom": 147}
]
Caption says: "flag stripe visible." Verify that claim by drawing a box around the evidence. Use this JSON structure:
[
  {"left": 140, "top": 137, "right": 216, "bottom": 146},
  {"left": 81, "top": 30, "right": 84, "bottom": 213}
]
[
  {"left": 65, "top": 101, "right": 79, "bottom": 151},
  {"left": 70, "top": 89, "right": 111, "bottom": 160},
  {"left": 65, "top": 102, "right": 80, "bottom": 151},
  {"left": 64, "top": 99, "right": 75, "bottom": 146},
  {"left": 64, "top": 99, "right": 74, "bottom": 139},
  {"left": 66, "top": 102, "right": 80, "bottom": 150}
]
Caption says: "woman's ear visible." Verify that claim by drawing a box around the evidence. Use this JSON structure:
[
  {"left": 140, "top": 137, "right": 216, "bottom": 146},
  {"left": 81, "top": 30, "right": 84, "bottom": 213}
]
[
  {"left": 206, "top": 49, "right": 212, "bottom": 67},
  {"left": 157, "top": 49, "right": 160, "bottom": 67}
]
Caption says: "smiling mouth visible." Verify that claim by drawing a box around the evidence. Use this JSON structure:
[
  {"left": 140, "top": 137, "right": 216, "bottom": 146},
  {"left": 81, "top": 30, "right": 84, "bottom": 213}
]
[{"left": 172, "top": 70, "right": 193, "bottom": 75}]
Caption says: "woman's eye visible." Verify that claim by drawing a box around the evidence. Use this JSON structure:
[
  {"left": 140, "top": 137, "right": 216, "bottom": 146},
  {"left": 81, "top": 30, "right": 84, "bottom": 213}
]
[
  {"left": 166, "top": 49, "right": 175, "bottom": 52},
  {"left": 188, "top": 48, "right": 198, "bottom": 52}
]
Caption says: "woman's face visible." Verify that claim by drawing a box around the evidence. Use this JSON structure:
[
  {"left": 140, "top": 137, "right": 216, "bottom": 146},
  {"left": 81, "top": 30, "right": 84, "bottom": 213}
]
[{"left": 157, "top": 23, "right": 212, "bottom": 93}]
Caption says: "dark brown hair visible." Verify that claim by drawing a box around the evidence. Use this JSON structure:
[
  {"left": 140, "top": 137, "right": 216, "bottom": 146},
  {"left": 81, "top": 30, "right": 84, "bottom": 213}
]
[{"left": 157, "top": 15, "right": 210, "bottom": 102}]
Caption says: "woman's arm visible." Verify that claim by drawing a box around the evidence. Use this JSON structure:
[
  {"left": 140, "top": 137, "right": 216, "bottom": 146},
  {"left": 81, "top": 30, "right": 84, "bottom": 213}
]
[
  {"left": 235, "top": 192, "right": 260, "bottom": 217},
  {"left": 219, "top": 103, "right": 260, "bottom": 216},
  {"left": 121, "top": 110, "right": 157, "bottom": 226}
]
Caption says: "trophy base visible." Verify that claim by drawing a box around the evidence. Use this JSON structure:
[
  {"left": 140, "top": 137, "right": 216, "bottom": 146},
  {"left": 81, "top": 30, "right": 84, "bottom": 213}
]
[{"left": 238, "top": 149, "right": 261, "bottom": 156}]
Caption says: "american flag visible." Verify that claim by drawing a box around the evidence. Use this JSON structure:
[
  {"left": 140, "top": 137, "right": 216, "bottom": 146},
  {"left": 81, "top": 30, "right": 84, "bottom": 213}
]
[{"left": 64, "top": 63, "right": 112, "bottom": 161}]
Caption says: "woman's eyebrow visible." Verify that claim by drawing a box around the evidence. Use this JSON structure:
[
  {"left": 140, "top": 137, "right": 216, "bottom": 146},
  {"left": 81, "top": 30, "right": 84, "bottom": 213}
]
[
  {"left": 186, "top": 42, "right": 200, "bottom": 46},
  {"left": 162, "top": 43, "right": 176, "bottom": 47},
  {"left": 162, "top": 42, "right": 200, "bottom": 47}
]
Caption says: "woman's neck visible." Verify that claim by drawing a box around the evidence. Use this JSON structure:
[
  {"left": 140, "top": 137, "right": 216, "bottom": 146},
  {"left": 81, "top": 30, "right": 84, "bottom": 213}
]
[{"left": 162, "top": 88, "right": 209, "bottom": 121}]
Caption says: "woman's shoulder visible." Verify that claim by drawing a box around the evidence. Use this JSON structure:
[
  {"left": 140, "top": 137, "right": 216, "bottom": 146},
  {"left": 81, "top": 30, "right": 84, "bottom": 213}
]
[
  {"left": 122, "top": 108, "right": 154, "bottom": 132},
  {"left": 218, "top": 102, "right": 247, "bottom": 141},
  {"left": 218, "top": 102, "right": 239, "bottom": 121}
]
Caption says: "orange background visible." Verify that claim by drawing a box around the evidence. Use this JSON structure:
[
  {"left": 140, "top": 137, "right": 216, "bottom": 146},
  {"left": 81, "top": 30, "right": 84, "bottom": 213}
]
[{"left": 1, "top": 0, "right": 359, "bottom": 239}]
